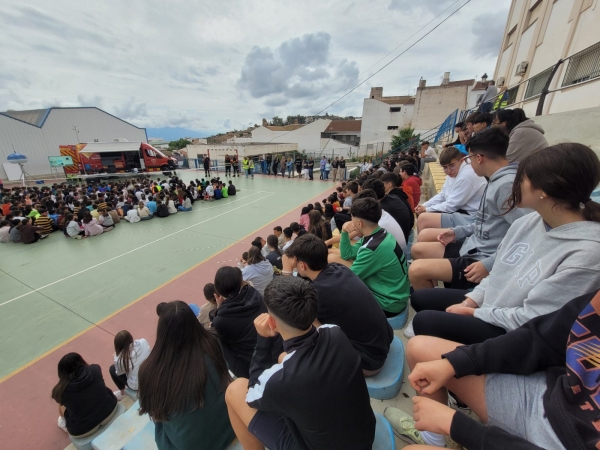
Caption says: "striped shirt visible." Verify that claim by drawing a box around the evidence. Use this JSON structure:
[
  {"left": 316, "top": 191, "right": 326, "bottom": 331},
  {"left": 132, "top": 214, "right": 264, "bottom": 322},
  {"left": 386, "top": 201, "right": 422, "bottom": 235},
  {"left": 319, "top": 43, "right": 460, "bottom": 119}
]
[{"left": 34, "top": 216, "right": 54, "bottom": 234}]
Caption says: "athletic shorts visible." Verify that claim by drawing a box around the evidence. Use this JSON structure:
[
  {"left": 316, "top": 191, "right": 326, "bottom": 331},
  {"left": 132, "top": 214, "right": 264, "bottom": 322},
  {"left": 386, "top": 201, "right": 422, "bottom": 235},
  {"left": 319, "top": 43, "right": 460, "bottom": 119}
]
[
  {"left": 249, "top": 410, "right": 295, "bottom": 450},
  {"left": 440, "top": 211, "right": 475, "bottom": 229},
  {"left": 485, "top": 372, "right": 565, "bottom": 449},
  {"left": 443, "top": 243, "right": 477, "bottom": 290}
]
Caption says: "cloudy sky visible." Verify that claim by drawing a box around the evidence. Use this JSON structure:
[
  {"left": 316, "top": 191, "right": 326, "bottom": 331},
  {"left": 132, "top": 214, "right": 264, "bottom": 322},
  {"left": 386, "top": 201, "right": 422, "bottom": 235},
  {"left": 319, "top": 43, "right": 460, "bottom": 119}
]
[{"left": 0, "top": 0, "right": 511, "bottom": 139}]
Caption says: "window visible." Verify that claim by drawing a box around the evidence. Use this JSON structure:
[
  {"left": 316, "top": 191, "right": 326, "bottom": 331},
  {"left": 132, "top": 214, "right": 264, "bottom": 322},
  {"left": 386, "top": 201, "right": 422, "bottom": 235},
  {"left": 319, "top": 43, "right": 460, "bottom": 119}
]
[
  {"left": 387, "top": 126, "right": 399, "bottom": 130},
  {"left": 524, "top": 67, "right": 552, "bottom": 99},
  {"left": 526, "top": 0, "right": 542, "bottom": 28},
  {"left": 505, "top": 85, "right": 519, "bottom": 106},
  {"left": 562, "top": 41, "right": 600, "bottom": 87},
  {"left": 389, "top": 107, "right": 401, "bottom": 112},
  {"left": 146, "top": 149, "right": 156, "bottom": 157},
  {"left": 504, "top": 26, "right": 517, "bottom": 52}
]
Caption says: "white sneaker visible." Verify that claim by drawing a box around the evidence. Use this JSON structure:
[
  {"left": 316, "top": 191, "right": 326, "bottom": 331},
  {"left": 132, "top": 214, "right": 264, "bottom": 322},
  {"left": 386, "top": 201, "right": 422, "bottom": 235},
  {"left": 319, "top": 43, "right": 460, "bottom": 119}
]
[
  {"left": 114, "top": 390, "right": 126, "bottom": 401},
  {"left": 448, "top": 393, "right": 471, "bottom": 414},
  {"left": 57, "top": 416, "right": 68, "bottom": 433},
  {"left": 403, "top": 319, "right": 415, "bottom": 339}
]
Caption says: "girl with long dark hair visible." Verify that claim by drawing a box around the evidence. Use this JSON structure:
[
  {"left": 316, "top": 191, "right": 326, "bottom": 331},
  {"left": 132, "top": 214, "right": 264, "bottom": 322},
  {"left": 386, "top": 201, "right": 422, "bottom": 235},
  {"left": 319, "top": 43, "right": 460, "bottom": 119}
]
[
  {"left": 265, "top": 234, "right": 283, "bottom": 270},
  {"left": 109, "top": 330, "right": 150, "bottom": 401},
  {"left": 308, "top": 209, "right": 331, "bottom": 241},
  {"left": 138, "top": 301, "right": 235, "bottom": 450},
  {"left": 52, "top": 353, "right": 117, "bottom": 437},
  {"left": 493, "top": 108, "right": 548, "bottom": 163},
  {"left": 241, "top": 246, "right": 274, "bottom": 296}
]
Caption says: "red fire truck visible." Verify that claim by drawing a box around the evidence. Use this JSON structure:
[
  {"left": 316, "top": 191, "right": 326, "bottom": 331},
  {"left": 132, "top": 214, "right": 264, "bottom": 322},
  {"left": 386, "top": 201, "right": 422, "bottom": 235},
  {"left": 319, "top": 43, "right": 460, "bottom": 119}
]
[{"left": 59, "top": 141, "right": 178, "bottom": 175}]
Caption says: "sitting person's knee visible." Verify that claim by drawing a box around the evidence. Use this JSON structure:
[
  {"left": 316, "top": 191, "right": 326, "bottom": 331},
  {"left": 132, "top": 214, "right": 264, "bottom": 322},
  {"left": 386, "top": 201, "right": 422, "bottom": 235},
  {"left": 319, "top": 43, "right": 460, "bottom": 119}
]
[
  {"left": 406, "top": 335, "right": 436, "bottom": 364},
  {"left": 408, "top": 260, "right": 427, "bottom": 279},
  {"left": 410, "top": 243, "right": 428, "bottom": 260},
  {"left": 225, "top": 377, "right": 248, "bottom": 405}
]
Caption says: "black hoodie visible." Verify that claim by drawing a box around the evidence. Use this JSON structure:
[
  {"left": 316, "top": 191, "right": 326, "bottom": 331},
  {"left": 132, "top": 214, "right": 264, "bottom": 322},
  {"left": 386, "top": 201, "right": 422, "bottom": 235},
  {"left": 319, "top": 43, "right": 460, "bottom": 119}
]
[
  {"left": 381, "top": 188, "right": 413, "bottom": 241},
  {"left": 445, "top": 291, "right": 600, "bottom": 450},
  {"left": 211, "top": 284, "right": 282, "bottom": 378},
  {"left": 61, "top": 364, "right": 117, "bottom": 436}
]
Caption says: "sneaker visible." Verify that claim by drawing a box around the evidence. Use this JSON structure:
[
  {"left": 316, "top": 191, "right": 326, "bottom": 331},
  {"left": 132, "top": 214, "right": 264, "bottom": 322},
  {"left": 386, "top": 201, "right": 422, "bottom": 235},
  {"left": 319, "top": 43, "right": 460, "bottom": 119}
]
[
  {"left": 40, "top": 234, "right": 49, "bottom": 239},
  {"left": 57, "top": 416, "right": 68, "bottom": 433},
  {"left": 383, "top": 407, "right": 426, "bottom": 445},
  {"left": 448, "top": 393, "right": 471, "bottom": 414},
  {"left": 403, "top": 318, "right": 415, "bottom": 339},
  {"left": 114, "top": 390, "right": 126, "bottom": 401}
]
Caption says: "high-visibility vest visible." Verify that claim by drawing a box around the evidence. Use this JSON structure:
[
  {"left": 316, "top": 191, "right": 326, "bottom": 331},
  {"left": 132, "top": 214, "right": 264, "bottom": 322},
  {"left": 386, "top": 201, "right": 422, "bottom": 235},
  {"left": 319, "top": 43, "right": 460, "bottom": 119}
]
[
  {"left": 493, "top": 92, "right": 508, "bottom": 111},
  {"left": 242, "top": 159, "right": 250, "bottom": 170}
]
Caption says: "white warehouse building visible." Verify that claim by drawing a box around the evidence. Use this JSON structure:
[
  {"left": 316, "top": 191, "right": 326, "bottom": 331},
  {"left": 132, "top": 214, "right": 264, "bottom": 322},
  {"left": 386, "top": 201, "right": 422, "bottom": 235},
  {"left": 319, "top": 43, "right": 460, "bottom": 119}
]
[{"left": 0, "top": 107, "right": 147, "bottom": 180}]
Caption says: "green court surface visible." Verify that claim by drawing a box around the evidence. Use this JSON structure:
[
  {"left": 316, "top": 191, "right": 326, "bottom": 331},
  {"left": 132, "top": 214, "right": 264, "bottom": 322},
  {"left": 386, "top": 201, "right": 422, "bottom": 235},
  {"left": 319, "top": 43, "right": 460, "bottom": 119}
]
[{"left": 0, "top": 174, "right": 332, "bottom": 380}]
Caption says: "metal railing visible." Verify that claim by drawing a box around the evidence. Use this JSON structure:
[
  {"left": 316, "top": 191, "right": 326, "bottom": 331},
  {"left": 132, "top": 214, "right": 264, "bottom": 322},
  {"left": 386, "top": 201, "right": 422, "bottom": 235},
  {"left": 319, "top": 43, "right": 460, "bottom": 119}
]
[{"left": 562, "top": 41, "right": 600, "bottom": 87}]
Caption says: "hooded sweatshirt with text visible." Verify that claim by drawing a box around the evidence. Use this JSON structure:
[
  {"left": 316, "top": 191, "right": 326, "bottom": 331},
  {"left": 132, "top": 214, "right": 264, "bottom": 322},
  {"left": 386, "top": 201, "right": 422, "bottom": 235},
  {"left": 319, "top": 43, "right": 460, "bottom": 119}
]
[{"left": 468, "top": 212, "right": 600, "bottom": 331}]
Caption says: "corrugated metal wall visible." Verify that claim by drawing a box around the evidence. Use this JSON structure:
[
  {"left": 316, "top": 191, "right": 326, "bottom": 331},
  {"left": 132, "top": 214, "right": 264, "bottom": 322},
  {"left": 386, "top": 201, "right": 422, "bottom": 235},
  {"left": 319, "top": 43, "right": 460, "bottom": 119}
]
[{"left": 0, "top": 108, "right": 147, "bottom": 179}]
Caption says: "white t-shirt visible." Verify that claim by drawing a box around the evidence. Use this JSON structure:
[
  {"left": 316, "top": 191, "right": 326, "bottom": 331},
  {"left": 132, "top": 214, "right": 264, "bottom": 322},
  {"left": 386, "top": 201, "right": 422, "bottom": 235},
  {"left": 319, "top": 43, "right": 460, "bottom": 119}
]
[
  {"left": 205, "top": 185, "right": 214, "bottom": 197},
  {"left": 282, "top": 240, "right": 293, "bottom": 251},
  {"left": 113, "top": 339, "right": 151, "bottom": 390},
  {"left": 424, "top": 147, "right": 437, "bottom": 160},
  {"left": 126, "top": 208, "right": 141, "bottom": 223},
  {"left": 379, "top": 210, "right": 407, "bottom": 252}
]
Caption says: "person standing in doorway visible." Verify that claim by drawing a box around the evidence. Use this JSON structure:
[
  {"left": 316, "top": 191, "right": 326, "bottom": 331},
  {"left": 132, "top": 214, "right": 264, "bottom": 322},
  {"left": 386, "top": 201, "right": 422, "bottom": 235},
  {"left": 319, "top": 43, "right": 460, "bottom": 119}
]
[
  {"left": 203, "top": 155, "right": 211, "bottom": 178},
  {"left": 224, "top": 154, "right": 232, "bottom": 177}
]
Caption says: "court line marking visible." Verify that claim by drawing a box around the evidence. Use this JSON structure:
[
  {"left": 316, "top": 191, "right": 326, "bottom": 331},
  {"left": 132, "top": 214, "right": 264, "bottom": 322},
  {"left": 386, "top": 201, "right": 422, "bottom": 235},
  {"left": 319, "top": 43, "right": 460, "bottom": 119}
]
[
  {"left": 0, "top": 184, "right": 335, "bottom": 384},
  {"left": 0, "top": 191, "right": 273, "bottom": 307}
]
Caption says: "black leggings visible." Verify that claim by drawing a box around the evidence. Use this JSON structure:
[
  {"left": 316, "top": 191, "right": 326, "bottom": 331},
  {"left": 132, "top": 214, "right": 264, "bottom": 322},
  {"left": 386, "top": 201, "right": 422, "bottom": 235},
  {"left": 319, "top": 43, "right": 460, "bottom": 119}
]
[
  {"left": 109, "top": 364, "right": 128, "bottom": 390},
  {"left": 410, "top": 288, "right": 506, "bottom": 345}
]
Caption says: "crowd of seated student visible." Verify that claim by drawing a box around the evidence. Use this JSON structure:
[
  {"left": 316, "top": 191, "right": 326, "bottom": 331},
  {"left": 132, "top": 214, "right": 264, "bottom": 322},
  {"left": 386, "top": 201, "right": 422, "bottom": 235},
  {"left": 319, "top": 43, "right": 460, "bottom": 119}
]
[
  {"left": 0, "top": 175, "right": 238, "bottom": 242},
  {"left": 48, "top": 129, "right": 600, "bottom": 450}
]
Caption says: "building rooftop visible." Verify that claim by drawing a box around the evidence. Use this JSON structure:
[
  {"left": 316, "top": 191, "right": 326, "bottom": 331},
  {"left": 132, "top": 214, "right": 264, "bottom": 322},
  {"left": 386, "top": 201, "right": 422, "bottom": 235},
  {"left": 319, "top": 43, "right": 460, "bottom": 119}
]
[
  {"left": 0, "top": 108, "right": 51, "bottom": 127},
  {"left": 264, "top": 124, "right": 306, "bottom": 131},
  {"left": 324, "top": 120, "right": 362, "bottom": 133}
]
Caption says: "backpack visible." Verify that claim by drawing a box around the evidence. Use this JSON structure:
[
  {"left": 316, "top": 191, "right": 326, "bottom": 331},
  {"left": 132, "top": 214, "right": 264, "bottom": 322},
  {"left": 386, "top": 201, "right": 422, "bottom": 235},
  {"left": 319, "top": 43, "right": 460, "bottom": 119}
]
[{"left": 156, "top": 203, "right": 169, "bottom": 218}]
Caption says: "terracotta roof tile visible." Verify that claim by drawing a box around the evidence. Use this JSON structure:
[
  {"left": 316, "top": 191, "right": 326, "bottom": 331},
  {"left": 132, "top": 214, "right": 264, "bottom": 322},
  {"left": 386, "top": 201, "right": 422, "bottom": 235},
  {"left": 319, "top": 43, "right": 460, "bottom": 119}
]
[{"left": 324, "top": 120, "right": 362, "bottom": 132}]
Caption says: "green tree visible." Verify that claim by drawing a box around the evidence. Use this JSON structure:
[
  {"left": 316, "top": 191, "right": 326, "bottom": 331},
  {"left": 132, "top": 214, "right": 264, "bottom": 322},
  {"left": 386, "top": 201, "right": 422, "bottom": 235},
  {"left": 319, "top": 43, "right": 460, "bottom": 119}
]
[
  {"left": 390, "top": 127, "right": 416, "bottom": 152},
  {"left": 168, "top": 138, "right": 192, "bottom": 150},
  {"left": 271, "top": 116, "right": 284, "bottom": 126}
]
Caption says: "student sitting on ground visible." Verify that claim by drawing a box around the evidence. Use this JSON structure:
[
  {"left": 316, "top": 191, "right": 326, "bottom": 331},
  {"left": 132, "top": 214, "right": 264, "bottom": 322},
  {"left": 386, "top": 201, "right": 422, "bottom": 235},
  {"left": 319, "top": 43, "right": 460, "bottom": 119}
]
[
  {"left": 405, "top": 143, "right": 600, "bottom": 343},
  {"left": 414, "top": 146, "right": 487, "bottom": 240},
  {"left": 198, "top": 283, "right": 218, "bottom": 332},
  {"left": 211, "top": 266, "right": 282, "bottom": 378},
  {"left": 204, "top": 183, "right": 215, "bottom": 201},
  {"left": 337, "top": 197, "right": 410, "bottom": 317},
  {"left": 83, "top": 211, "right": 113, "bottom": 235},
  {"left": 124, "top": 206, "right": 140, "bottom": 223},
  {"left": 0, "top": 220, "right": 10, "bottom": 243},
  {"left": 17, "top": 217, "right": 46, "bottom": 243},
  {"left": 9, "top": 218, "right": 22, "bottom": 243},
  {"left": 146, "top": 195, "right": 157, "bottom": 215},
  {"left": 52, "top": 353, "right": 118, "bottom": 437},
  {"left": 221, "top": 182, "right": 229, "bottom": 198},
  {"left": 214, "top": 183, "right": 223, "bottom": 200},
  {"left": 98, "top": 208, "right": 116, "bottom": 228},
  {"left": 138, "top": 301, "right": 236, "bottom": 450},
  {"left": 64, "top": 213, "right": 86, "bottom": 239},
  {"left": 241, "top": 247, "right": 274, "bottom": 296},
  {"left": 227, "top": 180, "right": 236, "bottom": 195},
  {"left": 34, "top": 206, "right": 55, "bottom": 235},
  {"left": 109, "top": 330, "right": 151, "bottom": 401},
  {"left": 409, "top": 128, "right": 530, "bottom": 291},
  {"left": 177, "top": 193, "right": 192, "bottom": 211},
  {"left": 384, "top": 289, "right": 600, "bottom": 449},
  {"left": 225, "top": 276, "right": 376, "bottom": 450},
  {"left": 283, "top": 234, "right": 393, "bottom": 376},
  {"left": 166, "top": 195, "right": 178, "bottom": 214}
]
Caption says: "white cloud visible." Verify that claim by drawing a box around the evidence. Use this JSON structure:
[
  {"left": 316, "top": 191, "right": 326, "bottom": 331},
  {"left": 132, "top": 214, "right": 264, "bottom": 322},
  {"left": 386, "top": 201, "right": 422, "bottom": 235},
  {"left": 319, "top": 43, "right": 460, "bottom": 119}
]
[{"left": 0, "top": 0, "right": 511, "bottom": 134}]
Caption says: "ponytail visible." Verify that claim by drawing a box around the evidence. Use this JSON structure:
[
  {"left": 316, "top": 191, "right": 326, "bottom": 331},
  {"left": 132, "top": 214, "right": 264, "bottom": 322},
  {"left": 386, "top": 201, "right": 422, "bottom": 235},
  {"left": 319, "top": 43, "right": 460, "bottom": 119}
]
[{"left": 582, "top": 200, "right": 600, "bottom": 223}]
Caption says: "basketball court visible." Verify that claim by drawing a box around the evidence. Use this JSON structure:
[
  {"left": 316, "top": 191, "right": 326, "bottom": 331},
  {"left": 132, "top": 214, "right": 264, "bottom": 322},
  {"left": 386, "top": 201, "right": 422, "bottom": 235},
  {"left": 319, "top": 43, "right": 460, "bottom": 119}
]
[{"left": 0, "top": 172, "right": 338, "bottom": 449}]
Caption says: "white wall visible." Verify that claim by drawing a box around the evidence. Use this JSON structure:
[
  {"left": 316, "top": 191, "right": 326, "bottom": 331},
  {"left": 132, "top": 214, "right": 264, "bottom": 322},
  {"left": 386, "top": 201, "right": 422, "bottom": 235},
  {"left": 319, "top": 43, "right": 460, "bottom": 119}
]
[
  {"left": 412, "top": 86, "right": 469, "bottom": 130},
  {"left": 187, "top": 143, "right": 298, "bottom": 159},
  {"left": 510, "top": 25, "right": 535, "bottom": 85},
  {"left": 0, "top": 108, "right": 147, "bottom": 179},
  {"left": 360, "top": 99, "right": 414, "bottom": 149},
  {"left": 233, "top": 119, "right": 330, "bottom": 153}
]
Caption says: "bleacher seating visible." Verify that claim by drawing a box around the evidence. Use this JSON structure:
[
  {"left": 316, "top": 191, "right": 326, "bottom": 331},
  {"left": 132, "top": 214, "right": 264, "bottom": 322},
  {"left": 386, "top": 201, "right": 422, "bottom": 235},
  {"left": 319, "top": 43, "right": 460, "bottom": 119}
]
[
  {"left": 372, "top": 412, "right": 397, "bottom": 450},
  {"left": 366, "top": 336, "right": 405, "bottom": 400},
  {"left": 387, "top": 306, "right": 409, "bottom": 330},
  {"left": 124, "top": 387, "right": 138, "bottom": 401},
  {"left": 68, "top": 403, "right": 126, "bottom": 450},
  {"left": 91, "top": 400, "right": 149, "bottom": 450}
]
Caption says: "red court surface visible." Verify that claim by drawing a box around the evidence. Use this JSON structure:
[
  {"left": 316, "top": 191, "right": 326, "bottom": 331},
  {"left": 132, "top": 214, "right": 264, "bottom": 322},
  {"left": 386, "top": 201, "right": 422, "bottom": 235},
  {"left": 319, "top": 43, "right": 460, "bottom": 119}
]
[{"left": 0, "top": 188, "right": 333, "bottom": 450}]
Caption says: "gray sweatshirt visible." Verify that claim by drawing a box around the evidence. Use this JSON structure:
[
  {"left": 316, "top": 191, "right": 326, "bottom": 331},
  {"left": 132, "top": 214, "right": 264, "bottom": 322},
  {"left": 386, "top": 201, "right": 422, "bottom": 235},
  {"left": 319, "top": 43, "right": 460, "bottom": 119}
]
[
  {"left": 468, "top": 213, "right": 600, "bottom": 331},
  {"left": 478, "top": 85, "right": 498, "bottom": 105},
  {"left": 452, "top": 165, "right": 531, "bottom": 271},
  {"left": 506, "top": 119, "right": 548, "bottom": 163},
  {"left": 242, "top": 260, "right": 274, "bottom": 296}
]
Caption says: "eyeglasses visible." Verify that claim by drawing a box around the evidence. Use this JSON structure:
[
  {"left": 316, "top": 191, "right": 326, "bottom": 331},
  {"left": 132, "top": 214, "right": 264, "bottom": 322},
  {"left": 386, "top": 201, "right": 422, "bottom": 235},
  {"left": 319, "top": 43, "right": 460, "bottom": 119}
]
[{"left": 462, "top": 154, "right": 483, "bottom": 164}]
